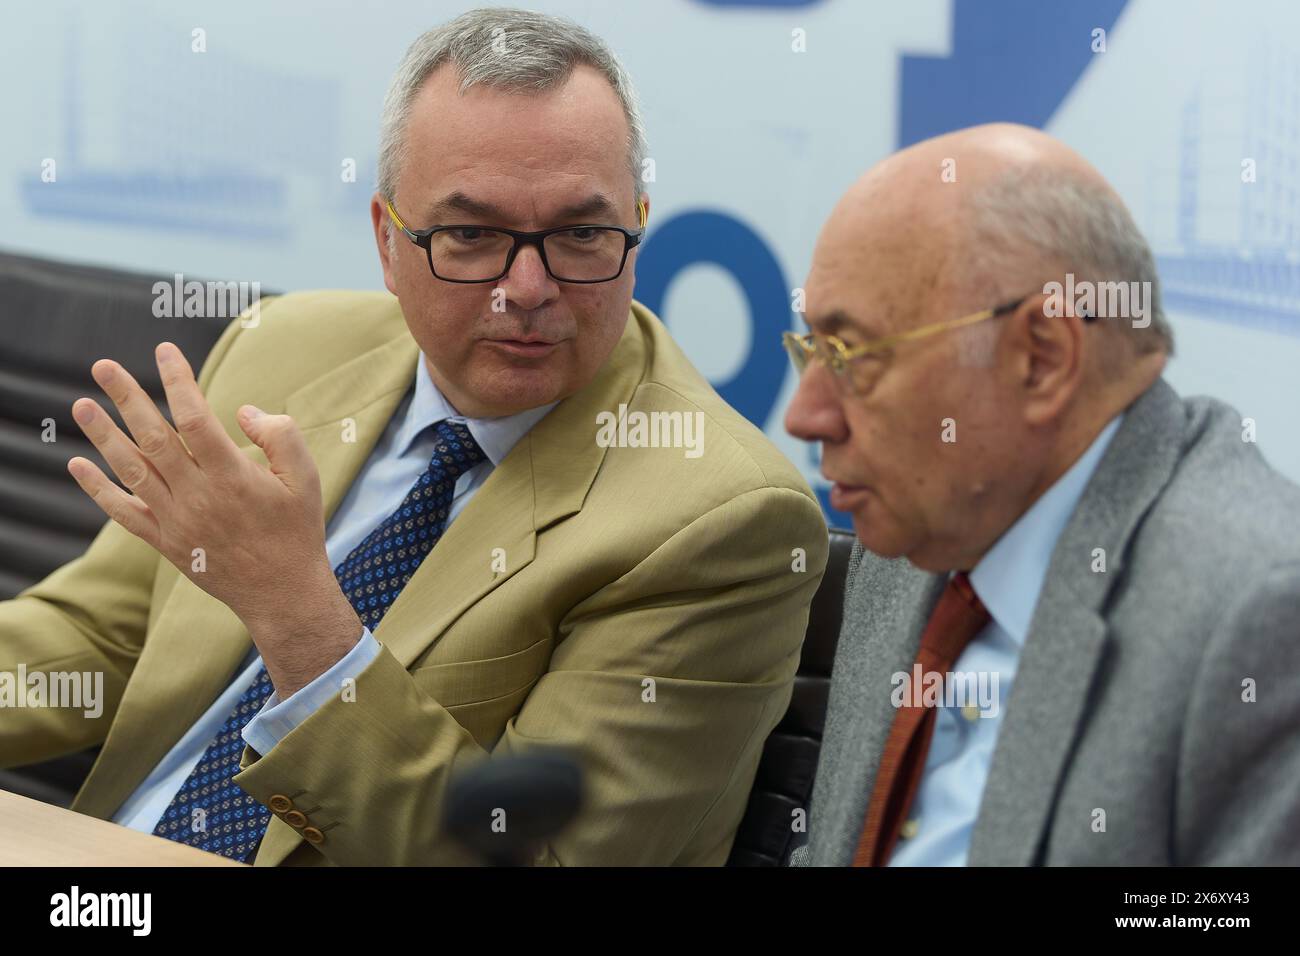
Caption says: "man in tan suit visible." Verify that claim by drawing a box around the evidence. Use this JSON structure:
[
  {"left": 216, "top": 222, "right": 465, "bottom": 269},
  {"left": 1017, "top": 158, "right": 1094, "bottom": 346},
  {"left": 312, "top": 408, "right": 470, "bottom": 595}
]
[{"left": 0, "top": 8, "right": 827, "bottom": 865}]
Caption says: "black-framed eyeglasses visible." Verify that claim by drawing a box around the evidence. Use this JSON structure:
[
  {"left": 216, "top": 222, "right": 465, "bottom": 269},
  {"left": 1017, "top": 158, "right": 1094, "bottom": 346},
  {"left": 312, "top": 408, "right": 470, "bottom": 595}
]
[{"left": 385, "top": 198, "right": 643, "bottom": 284}]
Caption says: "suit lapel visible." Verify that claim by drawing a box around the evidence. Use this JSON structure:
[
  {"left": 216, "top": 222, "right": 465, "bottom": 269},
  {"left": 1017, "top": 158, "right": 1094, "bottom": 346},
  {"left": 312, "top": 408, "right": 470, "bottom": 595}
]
[
  {"left": 252, "top": 309, "right": 647, "bottom": 865},
  {"left": 811, "top": 552, "right": 945, "bottom": 865},
  {"left": 284, "top": 329, "right": 424, "bottom": 525},
  {"left": 968, "top": 378, "right": 1189, "bottom": 865},
  {"left": 70, "top": 586, "right": 257, "bottom": 820},
  {"left": 359, "top": 306, "right": 645, "bottom": 668},
  {"left": 966, "top": 597, "right": 1108, "bottom": 865}
]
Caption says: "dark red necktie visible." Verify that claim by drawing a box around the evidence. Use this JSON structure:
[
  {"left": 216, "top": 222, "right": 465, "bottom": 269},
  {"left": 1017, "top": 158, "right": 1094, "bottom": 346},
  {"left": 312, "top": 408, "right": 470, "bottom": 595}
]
[{"left": 852, "top": 572, "right": 990, "bottom": 866}]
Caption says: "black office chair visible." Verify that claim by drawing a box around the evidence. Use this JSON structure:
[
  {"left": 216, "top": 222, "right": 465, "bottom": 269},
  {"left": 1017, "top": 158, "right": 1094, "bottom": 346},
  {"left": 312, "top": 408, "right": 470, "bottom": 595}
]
[
  {"left": 726, "top": 527, "right": 856, "bottom": 866},
  {"left": 0, "top": 249, "right": 238, "bottom": 805}
]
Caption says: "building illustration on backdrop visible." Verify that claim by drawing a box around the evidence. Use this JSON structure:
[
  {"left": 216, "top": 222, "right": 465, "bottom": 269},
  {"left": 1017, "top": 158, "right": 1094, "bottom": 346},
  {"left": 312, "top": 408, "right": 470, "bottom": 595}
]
[
  {"left": 20, "top": 19, "right": 350, "bottom": 240},
  {"left": 1156, "top": 33, "right": 1300, "bottom": 337}
]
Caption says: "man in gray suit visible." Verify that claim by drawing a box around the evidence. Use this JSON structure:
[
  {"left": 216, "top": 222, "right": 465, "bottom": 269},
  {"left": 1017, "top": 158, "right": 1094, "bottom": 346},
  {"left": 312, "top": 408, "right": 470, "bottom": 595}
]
[{"left": 783, "top": 122, "right": 1300, "bottom": 866}]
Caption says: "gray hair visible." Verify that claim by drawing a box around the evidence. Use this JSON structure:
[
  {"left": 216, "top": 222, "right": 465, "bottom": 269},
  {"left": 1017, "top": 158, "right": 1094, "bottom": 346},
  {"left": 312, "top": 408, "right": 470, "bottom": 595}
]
[
  {"left": 377, "top": 7, "right": 647, "bottom": 217},
  {"left": 962, "top": 166, "right": 1175, "bottom": 358}
]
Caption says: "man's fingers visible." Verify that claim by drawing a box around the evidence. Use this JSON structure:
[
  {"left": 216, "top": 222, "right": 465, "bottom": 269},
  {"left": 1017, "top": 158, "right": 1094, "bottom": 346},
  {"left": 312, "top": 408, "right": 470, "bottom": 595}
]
[
  {"left": 238, "top": 406, "right": 318, "bottom": 493},
  {"left": 155, "top": 342, "right": 242, "bottom": 472},
  {"left": 67, "top": 456, "right": 161, "bottom": 549},
  {"left": 90, "top": 358, "right": 197, "bottom": 490},
  {"left": 71, "top": 398, "right": 173, "bottom": 510}
]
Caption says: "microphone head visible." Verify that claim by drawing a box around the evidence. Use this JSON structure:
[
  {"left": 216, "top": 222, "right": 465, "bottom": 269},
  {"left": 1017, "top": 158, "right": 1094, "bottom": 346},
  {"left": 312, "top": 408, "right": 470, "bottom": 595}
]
[{"left": 443, "top": 750, "right": 584, "bottom": 864}]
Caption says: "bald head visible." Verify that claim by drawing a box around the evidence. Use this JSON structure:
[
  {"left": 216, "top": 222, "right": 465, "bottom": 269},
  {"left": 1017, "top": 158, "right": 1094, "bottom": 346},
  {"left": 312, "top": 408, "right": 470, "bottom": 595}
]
[
  {"left": 788, "top": 123, "right": 1171, "bottom": 571},
  {"left": 814, "top": 123, "right": 1172, "bottom": 362},
  {"left": 866, "top": 122, "right": 1108, "bottom": 195}
]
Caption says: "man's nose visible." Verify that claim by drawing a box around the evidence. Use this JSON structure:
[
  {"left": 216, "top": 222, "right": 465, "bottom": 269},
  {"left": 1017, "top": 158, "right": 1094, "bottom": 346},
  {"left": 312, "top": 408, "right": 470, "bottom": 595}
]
[
  {"left": 784, "top": 363, "right": 849, "bottom": 446},
  {"left": 497, "top": 243, "right": 560, "bottom": 311}
]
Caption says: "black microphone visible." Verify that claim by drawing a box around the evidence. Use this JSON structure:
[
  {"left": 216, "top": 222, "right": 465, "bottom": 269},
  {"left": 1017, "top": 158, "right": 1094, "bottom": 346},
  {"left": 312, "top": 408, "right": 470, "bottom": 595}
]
[{"left": 443, "top": 750, "right": 584, "bottom": 866}]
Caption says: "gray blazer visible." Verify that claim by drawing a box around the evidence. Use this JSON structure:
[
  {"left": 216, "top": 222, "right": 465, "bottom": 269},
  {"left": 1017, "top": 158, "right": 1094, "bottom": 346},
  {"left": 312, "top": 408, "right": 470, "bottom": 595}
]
[{"left": 792, "top": 378, "right": 1300, "bottom": 866}]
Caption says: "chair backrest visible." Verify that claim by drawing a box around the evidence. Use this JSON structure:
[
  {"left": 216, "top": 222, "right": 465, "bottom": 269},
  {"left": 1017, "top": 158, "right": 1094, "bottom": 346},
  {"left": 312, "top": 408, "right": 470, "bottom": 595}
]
[
  {"left": 726, "top": 527, "right": 857, "bottom": 866},
  {"left": 0, "top": 250, "right": 239, "bottom": 806},
  {"left": 0, "top": 250, "right": 241, "bottom": 599}
]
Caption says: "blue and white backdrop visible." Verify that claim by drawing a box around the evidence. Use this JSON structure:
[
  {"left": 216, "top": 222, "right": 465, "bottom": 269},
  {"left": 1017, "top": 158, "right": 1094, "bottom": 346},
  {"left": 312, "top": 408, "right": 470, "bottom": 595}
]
[{"left": 4, "top": 0, "right": 1298, "bottom": 524}]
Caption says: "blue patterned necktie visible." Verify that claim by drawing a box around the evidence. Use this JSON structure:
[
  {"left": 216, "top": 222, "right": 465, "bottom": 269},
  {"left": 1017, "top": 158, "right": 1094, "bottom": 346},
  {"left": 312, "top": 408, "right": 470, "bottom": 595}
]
[{"left": 151, "top": 419, "right": 486, "bottom": 860}]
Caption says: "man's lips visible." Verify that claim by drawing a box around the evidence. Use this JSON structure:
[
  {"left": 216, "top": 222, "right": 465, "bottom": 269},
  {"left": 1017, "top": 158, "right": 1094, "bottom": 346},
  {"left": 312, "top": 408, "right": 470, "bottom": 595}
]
[
  {"left": 484, "top": 337, "right": 561, "bottom": 357},
  {"left": 827, "top": 479, "right": 871, "bottom": 512}
]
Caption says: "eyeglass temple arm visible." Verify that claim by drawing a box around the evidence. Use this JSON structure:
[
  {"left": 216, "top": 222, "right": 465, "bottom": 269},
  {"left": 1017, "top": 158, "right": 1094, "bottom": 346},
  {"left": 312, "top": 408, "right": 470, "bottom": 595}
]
[
  {"left": 385, "top": 199, "right": 417, "bottom": 239},
  {"left": 845, "top": 295, "right": 1041, "bottom": 357},
  {"left": 844, "top": 308, "right": 997, "bottom": 356}
]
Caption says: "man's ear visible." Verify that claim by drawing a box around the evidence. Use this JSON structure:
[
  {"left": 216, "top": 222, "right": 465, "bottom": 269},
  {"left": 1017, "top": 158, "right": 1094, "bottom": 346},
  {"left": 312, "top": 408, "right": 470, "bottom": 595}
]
[
  {"left": 1006, "top": 293, "right": 1086, "bottom": 427},
  {"left": 637, "top": 193, "right": 650, "bottom": 229},
  {"left": 370, "top": 194, "right": 399, "bottom": 296}
]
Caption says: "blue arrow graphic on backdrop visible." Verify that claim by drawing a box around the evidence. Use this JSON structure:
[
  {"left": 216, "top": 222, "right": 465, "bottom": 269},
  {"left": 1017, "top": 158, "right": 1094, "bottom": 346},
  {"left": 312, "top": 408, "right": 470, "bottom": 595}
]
[{"left": 898, "top": 0, "right": 1130, "bottom": 148}]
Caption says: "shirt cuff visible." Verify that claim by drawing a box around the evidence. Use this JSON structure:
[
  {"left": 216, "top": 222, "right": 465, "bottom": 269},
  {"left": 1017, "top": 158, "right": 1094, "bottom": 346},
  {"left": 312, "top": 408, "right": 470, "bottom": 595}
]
[{"left": 241, "top": 628, "right": 380, "bottom": 755}]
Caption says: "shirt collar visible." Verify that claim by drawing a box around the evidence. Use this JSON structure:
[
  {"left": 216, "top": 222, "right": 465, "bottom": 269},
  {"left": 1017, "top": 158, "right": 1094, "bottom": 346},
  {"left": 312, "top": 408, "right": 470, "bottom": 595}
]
[
  {"left": 968, "top": 414, "right": 1124, "bottom": 645},
  {"left": 393, "top": 351, "right": 558, "bottom": 466}
]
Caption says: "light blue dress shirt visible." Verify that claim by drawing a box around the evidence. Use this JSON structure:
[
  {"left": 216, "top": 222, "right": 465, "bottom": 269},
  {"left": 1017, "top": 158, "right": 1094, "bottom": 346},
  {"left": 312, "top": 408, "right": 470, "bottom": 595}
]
[
  {"left": 889, "top": 414, "right": 1123, "bottom": 866},
  {"left": 112, "top": 352, "right": 557, "bottom": 835}
]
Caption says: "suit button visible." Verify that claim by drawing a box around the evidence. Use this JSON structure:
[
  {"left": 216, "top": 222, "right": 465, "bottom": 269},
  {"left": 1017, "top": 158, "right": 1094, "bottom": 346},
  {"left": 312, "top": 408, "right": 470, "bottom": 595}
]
[
  {"left": 268, "top": 794, "right": 294, "bottom": 813},
  {"left": 900, "top": 819, "right": 921, "bottom": 840},
  {"left": 283, "top": 810, "right": 308, "bottom": 828},
  {"left": 303, "top": 827, "right": 325, "bottom": 845}
]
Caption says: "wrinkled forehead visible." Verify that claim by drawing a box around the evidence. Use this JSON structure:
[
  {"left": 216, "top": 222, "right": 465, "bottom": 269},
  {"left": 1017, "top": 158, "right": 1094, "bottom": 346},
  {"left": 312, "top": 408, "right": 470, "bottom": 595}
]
[{"left": 803, "top": 187, "right": 959, "bottom": 338}]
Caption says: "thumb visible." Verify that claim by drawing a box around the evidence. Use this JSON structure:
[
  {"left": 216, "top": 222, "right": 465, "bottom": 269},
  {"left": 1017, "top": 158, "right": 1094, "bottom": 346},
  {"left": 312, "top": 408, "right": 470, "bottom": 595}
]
[{"left": 238, "top": 405, "right": 317, "bottom": 490}]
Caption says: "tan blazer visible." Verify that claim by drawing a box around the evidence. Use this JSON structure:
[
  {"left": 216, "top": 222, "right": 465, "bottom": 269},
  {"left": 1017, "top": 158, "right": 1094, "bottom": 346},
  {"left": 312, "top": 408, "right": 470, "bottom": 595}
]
[{"left": 0, "top": 291, "right": 828, "bottom": 865}]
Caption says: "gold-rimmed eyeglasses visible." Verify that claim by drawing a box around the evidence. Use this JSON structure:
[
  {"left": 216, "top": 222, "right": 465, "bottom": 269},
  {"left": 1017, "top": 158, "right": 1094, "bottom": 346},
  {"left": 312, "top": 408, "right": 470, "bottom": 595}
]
[{"left": 782, "top": 296, "right": 1037, "bottom": 395}]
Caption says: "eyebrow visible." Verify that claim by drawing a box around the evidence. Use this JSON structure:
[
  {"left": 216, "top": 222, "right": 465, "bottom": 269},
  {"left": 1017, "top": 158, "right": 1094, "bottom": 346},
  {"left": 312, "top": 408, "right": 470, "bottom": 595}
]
[
  {"left": 422, "top": 191, "right": 621, "bottom": 225},
  {"left": 805, "top": 308, "right": 871, "bottom": 338}
]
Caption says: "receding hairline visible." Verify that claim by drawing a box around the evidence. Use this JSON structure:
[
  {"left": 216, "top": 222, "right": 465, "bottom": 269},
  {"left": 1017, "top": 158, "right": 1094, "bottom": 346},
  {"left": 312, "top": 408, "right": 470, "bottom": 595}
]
[{"left": 377, "top": 8, "right": 648, "bottom": 208}]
